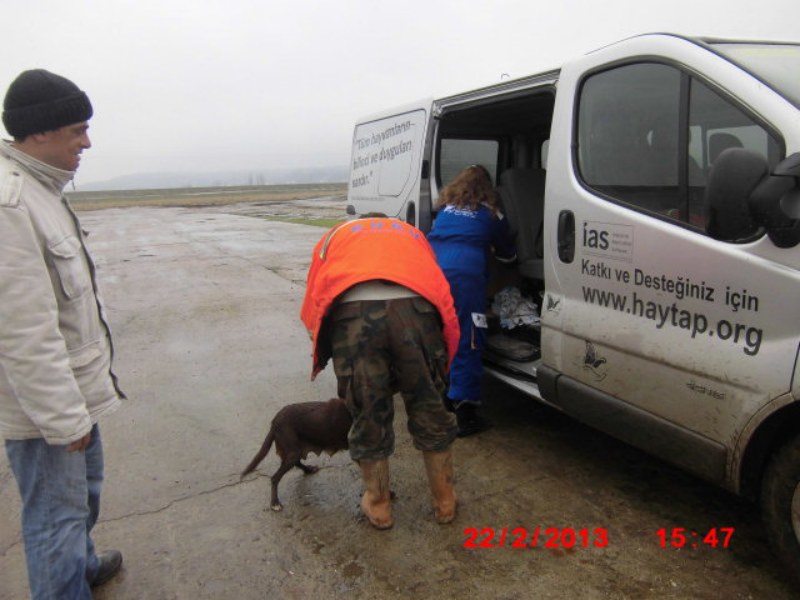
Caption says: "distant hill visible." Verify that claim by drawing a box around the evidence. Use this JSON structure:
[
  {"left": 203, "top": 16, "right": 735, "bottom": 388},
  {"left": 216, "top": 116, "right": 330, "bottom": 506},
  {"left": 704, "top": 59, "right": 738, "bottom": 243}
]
[{"left": 78, "top": 165, "right": 349, "bottom": 191}]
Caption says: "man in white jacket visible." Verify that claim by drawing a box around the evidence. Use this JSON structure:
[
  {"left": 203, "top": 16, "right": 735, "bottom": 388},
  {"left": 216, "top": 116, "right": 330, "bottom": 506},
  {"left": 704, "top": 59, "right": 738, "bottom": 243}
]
[{"left": 1, "top": 69, "right": 124, "bottom": 599}]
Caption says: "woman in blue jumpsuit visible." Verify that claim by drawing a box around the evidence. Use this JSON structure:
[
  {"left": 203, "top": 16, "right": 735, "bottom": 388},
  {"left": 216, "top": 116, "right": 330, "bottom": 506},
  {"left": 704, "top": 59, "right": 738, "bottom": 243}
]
[{"left": 428, "top": 165, "right": 516, "bottom": 436}]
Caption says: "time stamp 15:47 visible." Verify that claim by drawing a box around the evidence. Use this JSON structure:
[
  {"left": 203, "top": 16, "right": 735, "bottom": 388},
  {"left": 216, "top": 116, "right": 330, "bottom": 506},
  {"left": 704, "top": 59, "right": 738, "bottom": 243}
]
[
  {"left": 462, "top": 527, "right": 735, "bottom": 549},
  {"left": 656, "top": 527, "right": 735, "bottom": 549}
]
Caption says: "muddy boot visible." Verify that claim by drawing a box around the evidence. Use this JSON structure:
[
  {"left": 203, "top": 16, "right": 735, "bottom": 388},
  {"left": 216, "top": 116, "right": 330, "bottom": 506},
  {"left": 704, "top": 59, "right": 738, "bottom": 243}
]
[
  {"left": 423, "top": 449, "right": 457, "bottom": 524},
  {"left": 358, "top": 458, "right": 394, "bottom": 530},
  {"left": 455, "top": 403, "right": 491, "bottom": 437}
]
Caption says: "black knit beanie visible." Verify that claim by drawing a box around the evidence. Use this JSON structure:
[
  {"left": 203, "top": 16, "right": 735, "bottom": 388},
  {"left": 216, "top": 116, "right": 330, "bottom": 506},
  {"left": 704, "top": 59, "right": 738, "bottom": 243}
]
[{"left": 2, "top": 69, "right": 93, "bottom": 138}]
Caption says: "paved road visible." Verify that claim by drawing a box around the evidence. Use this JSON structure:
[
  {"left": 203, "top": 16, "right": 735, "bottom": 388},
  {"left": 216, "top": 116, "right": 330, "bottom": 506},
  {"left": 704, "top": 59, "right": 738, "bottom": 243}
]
[{"left": 1, "top": 202, "right": 796, "bottom": 599}]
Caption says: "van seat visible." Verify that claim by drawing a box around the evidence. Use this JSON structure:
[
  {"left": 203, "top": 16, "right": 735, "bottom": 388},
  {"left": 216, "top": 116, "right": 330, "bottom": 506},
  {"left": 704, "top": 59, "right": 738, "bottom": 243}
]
[
  {"left": 496, "top": 168, "right": 546, "bottom": 280},
  {"left": 709, "top": 132, "right": 743, "bottom": 165}
]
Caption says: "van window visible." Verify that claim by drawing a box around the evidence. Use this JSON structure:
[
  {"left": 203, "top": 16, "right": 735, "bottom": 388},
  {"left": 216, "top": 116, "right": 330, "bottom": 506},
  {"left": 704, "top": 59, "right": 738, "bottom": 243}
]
[
  {"left": 578, "top": 63, "right": 682, "bottom": 215},
  {"left": 577, "top": 62, "right": 780, "bottom": 230},
  {"left": 439, "top": 138, "right": 499, "bottom": 186},
  {"left": 689, "top": 79, "right": 781, "bottom": 169}
]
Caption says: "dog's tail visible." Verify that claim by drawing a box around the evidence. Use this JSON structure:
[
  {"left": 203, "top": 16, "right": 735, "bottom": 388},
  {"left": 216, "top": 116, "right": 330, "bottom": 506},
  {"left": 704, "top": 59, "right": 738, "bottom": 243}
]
[{"left": 240, "top": 428, "right": 275, "bottom": 479}]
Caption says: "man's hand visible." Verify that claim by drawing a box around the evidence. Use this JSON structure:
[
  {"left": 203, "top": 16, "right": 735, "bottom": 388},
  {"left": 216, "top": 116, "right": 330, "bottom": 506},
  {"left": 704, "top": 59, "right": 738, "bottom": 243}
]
[{"left": 66, "top": 432, "right": 91, "bottom": 452}]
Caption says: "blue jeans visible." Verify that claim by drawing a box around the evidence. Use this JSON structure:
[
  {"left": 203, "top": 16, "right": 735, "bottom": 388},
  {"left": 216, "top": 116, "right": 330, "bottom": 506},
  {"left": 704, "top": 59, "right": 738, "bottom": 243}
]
[{"left": 5, "top": 424, "right": 103, "bottom": 600}]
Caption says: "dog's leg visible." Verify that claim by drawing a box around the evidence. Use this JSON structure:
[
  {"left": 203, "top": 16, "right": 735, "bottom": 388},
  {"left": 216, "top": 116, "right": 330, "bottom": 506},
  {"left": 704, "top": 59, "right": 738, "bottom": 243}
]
[{"left": 269, "top": 458, "right": 296, "bottom": 512}]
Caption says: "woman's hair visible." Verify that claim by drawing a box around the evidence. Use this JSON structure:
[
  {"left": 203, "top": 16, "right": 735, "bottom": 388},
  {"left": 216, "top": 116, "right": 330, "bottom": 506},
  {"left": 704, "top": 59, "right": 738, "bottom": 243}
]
[{"left": 436, "top": 165, "right": 499, "bottom": 215}]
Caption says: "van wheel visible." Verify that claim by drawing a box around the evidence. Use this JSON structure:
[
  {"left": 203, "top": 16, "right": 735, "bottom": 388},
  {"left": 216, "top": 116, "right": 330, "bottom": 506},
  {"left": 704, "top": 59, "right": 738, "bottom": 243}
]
[{"left": 761, "top": 434, "right": 800, "bottom": 582}]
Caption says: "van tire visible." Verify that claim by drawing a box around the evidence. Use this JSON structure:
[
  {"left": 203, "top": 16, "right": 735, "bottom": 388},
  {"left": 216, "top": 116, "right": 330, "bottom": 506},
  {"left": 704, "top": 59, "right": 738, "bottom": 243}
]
[{"left": 761, "top": 433, "right": 800, "bottom": 583}]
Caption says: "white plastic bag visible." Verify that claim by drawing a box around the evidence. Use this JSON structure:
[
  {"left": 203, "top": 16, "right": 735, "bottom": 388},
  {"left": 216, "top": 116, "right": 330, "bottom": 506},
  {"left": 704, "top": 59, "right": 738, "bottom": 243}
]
[{"left": 491, "top": 286, "right": 540, "bottom": 329}]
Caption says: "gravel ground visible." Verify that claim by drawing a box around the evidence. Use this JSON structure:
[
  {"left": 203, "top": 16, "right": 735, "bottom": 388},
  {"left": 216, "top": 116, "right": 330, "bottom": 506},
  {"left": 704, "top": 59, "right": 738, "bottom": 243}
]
[{"left": 1, "top": 197, "right": 797, "bottom": 599}]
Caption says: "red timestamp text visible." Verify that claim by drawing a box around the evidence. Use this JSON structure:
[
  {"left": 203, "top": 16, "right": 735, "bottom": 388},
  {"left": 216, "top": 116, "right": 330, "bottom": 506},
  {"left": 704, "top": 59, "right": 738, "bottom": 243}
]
[
  {"left": 463, "top": 527, "right": 609, "bottom": 549},
  {"left": 656, "top": 527, "right": 735, "bottom": 549}
]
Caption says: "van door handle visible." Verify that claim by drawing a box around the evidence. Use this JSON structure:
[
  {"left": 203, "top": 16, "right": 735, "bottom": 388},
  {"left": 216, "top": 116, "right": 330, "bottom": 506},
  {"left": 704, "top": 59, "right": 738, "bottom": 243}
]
[
  {"left": 405, "top": 202, "right": 416, "bottom": 227},
  {"left": 557, "top": 210, "right": 575, "bottom": 263}
]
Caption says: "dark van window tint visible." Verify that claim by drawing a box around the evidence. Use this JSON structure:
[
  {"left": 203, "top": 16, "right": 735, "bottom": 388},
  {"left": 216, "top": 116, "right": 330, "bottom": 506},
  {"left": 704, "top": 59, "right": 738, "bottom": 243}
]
[
  {"left": 690, "top": 80, "right": 782, "bottom": 169},
  {"left": 578, "top": 62, "right": 781, "bottom": 229},
  {"left": 439, "top": 138, "right": 499, "bottom": 186},
  {"left": 686, "top": 79, "right": 781, "bottom": 226},
  {"left": 578, "top": 63, "right": 681, "bottom": 214}
]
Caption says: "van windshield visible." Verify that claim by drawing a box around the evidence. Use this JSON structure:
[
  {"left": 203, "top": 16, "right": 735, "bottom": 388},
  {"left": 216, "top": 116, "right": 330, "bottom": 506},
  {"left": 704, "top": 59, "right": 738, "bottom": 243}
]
[{"left": 710, "top": 42, "right": 800, "bottom": 109}]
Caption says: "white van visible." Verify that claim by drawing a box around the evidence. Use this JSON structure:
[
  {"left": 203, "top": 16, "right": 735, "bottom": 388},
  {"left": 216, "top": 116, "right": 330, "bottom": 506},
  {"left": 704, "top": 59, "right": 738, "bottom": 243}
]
[{"left": 347, "top": 33, "right": 800, "bottom": 578}]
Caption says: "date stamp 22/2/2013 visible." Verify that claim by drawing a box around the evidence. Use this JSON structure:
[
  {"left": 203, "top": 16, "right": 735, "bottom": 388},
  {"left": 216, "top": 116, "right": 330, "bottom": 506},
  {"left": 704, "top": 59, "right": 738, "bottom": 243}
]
[{"left": 463, "top": 527, "right": 609, "bottom": 549}]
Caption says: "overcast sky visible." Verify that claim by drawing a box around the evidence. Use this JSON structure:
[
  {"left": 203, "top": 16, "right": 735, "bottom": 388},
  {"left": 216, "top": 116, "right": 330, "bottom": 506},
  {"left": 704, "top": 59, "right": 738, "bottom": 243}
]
[{"left": 3, "top": 0, "right": 798, "bottom": 186}]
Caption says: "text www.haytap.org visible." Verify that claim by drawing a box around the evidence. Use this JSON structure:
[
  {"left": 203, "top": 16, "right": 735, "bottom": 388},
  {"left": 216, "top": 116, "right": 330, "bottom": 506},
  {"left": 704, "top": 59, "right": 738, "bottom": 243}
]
[{"left": 581, "top": 287, "right": 763, "bottom": 356}]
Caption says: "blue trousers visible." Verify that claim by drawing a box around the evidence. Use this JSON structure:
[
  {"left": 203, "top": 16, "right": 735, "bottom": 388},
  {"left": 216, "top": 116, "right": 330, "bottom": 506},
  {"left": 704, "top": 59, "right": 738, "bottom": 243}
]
[
  {"left": 446, "top": 273, "right": 487, "bottom": 405},
  {"left": 5, "top": 424, "right": 103, "bottom": 600}
]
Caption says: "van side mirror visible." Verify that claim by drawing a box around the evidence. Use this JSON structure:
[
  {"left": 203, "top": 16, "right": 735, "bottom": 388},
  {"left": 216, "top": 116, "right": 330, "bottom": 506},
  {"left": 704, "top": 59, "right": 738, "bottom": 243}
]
[
  {"left": 705, "top": 149, "right": 800, "bottom": 247},
  {"left": 751, "top": 152, "right": 800, "bottom": 248}
]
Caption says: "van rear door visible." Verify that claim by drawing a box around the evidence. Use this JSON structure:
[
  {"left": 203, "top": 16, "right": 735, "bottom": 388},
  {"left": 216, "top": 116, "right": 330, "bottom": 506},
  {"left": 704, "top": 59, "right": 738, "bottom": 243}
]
[{"left": 348, "top": 100, "right": 432, "bottom": 223}]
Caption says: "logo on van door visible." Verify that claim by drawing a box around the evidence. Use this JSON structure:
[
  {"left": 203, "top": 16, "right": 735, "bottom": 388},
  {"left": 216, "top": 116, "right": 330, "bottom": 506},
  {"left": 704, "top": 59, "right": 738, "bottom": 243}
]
[
  {"left": 582, "top": 341, "right": 608, "bottom": 381},
  {"left": 582, "top": 221, "right": 634, "bottom": 263},
  {"left": 544, "top": 293, "right": 562, "bottom": 314}
]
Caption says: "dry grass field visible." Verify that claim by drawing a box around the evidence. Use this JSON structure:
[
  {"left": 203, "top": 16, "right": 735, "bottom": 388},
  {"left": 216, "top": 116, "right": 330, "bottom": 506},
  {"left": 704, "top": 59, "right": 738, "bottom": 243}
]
[{"left": 67, "top": 182, "right": 347, "bottom": 211}]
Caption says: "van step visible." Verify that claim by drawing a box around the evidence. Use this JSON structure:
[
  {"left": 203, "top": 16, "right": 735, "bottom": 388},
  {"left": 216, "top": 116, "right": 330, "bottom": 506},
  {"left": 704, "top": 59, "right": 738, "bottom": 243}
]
[{"left": 486, "top": 334, "right": 539, "bottom": 361}]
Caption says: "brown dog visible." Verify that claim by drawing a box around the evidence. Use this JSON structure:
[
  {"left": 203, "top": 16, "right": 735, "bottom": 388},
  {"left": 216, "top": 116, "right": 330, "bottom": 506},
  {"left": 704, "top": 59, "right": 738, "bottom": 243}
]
[{"left": 241, "top": 397, "right": 352, "bottom": 511}]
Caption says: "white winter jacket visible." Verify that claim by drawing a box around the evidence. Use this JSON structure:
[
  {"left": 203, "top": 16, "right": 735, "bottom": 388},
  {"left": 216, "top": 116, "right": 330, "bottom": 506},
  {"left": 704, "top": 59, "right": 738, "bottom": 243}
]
[{"left": 0, "top": 141, "right": 122, "bottom": 444}]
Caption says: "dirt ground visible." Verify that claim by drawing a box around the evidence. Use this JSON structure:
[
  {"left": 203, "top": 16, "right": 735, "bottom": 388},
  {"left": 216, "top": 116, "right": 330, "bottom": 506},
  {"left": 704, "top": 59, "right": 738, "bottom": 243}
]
[{"left": 0, "top": 196, "right": 797, "bottom": 599}]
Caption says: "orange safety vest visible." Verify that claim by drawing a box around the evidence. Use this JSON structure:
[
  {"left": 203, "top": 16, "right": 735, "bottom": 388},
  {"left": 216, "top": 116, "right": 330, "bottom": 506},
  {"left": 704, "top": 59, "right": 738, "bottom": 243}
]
[{"left": 300, "top": 218, "right": 459, "bottom": 380}]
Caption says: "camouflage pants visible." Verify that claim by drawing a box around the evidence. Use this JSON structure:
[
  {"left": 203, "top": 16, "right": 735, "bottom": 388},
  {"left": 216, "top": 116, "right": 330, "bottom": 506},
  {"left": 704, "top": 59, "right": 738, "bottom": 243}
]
[{"left": 328, "top": 296, "right": 458, "bottom": 461}]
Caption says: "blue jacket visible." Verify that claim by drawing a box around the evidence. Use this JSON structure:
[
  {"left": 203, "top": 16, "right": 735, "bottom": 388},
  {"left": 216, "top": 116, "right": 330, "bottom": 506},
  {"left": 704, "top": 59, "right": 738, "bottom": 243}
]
[{"left": 428, "top": 204, "right": 516, "bottom": 283}]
